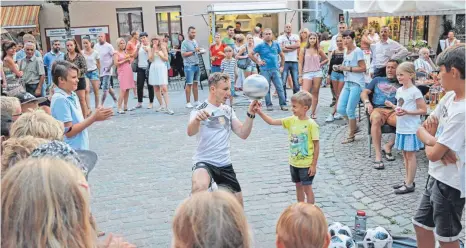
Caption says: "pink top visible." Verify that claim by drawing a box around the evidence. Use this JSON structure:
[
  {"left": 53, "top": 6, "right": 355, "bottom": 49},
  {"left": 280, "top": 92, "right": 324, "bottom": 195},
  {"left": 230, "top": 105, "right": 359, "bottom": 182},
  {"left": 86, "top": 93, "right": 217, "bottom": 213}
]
[{"left": 303, "top": 51, "right": 321, "bottom": 73}]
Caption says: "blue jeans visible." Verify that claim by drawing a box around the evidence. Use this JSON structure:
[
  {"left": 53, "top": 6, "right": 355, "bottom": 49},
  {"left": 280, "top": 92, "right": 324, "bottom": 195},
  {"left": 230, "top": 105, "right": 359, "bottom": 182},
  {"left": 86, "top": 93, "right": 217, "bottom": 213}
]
[
  {"left": 185, "top": 65, "right": 200, "bottom": 84},
  {"left": 41, "top": 81, "right": 49, "bottom": 96},
  {"left": 337, "top": 81, "right": 362, "bottom": 120},
  {"left": 211, "top": 65, "right": 221, "bottom": 73},
  {"left": 261, "top": 69, "right": 287, "bottom": 107},
  {"left": 281, "top": 62, "right": 299, "bottom": 99}
]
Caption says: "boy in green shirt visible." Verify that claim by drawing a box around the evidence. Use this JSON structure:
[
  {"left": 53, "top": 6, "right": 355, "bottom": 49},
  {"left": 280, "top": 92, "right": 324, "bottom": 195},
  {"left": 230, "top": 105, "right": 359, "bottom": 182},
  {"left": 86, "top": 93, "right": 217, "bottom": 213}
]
[{"left": 256, "top": 91, "right": 320, "bottom": 203}]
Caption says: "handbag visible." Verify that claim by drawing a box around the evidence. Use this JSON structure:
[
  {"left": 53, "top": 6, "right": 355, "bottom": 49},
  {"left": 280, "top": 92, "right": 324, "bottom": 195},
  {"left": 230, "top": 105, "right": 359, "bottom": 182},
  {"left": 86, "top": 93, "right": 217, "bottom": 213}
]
[
  {"left": 236, "top": 46, "right": 250, "bottom": 70},
  {"left": 131, "top": 44, "right": 141, "bottom": 72}
]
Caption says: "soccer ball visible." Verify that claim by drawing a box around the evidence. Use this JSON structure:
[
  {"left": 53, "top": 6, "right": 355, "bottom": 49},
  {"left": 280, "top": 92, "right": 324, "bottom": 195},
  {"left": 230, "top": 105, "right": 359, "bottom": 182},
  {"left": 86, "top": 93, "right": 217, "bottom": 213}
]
[
  {"left": 362, "top": 226, "right": 392, "bottom": 248},
  {"left": 243, "top": 74, "right": 269, "bottom": 100},
  {"left": 329, "top": 234, "right": 356, "bottom": 248},
  {"left": 328, "top": 222, "right": 353, "bottom": 238}
]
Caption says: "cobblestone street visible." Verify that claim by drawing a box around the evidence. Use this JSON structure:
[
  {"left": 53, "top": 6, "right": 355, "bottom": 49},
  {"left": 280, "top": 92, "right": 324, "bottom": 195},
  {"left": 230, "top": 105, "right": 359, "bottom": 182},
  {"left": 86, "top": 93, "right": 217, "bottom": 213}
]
[{"left": 87, "top": 82, "right": 463, "bottom": 247}]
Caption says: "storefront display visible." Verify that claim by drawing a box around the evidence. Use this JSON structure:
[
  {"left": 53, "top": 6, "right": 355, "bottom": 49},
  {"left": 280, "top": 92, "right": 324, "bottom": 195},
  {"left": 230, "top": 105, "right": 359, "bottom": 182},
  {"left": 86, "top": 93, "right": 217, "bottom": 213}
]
[{"left": 44, "top": 26, "right": 110, "bottom": 52}]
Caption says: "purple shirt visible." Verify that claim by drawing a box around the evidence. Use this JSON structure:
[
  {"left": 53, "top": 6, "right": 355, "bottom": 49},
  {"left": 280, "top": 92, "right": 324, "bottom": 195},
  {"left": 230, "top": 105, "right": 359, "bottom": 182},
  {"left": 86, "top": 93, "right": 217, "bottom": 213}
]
[{"left": 94, "top": 42, "right": 114, "bottom": 76}]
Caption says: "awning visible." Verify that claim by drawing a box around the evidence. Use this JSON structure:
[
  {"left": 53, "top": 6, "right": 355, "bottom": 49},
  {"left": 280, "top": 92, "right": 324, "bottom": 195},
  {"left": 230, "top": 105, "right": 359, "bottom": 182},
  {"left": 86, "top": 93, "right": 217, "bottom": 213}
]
[
  {"left": 207, "top": 1, "right": 293, "bottom": 15},
  {"left": 324, "top": 0, "right": 354, "bottom": 11},
  {"left": 1, "top": 5, "right": 41, "bottom": 29},
  {"left": 349, "top": 0, "right": 465, "bottom": 17}
]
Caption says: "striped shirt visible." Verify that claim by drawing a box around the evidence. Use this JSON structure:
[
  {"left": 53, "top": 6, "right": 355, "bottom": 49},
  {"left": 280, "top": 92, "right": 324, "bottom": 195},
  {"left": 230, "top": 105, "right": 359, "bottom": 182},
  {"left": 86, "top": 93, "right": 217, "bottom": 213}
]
[
  {"left": 413, "top": 58, "right": 433, "bottom": 74},
  {"left": 221, "top": 58, "right": 236, "bottom": 82}
]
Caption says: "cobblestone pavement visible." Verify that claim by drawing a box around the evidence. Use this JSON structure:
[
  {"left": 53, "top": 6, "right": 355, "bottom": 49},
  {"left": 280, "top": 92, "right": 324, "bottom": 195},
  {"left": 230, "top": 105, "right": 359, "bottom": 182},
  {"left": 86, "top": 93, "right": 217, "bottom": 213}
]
[{"left": 88, "top": 83, "right": 464, "bottom": 247}]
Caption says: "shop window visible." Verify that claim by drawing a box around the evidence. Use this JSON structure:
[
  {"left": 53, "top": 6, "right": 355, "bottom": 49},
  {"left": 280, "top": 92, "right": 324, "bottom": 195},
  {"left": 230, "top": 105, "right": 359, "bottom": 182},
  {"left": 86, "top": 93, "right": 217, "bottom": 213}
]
[
  {"left": 413, "top": 16, "right": 426, "bottom": 41},
  {"left": 155, "top": 6, "right": 182, "bottom": 46},
  {"left": 116, "top": 8, "right": 144, "bottom": 38}
]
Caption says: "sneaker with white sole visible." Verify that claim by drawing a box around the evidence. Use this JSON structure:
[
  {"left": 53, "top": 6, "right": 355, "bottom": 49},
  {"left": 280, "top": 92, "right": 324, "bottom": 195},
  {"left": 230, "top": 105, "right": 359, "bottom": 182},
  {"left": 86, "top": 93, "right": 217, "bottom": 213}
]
[
  {"left": 166, "top": 109, "right": 174, "bottom": 115},
  {"left": 156, "top": 107, "right": 167, "bottom": 112},
  {"left": 334, "top": 113, "right": 343, "bottom": 120},
  {"left": 186, "top": 102, "right": 194, "bottom": 108},
  {"left": 193, "top": 101, "right": 201, "bottom": 107},
  {"left": 325, "top": 114, "right": 335, "bottom": 122}
]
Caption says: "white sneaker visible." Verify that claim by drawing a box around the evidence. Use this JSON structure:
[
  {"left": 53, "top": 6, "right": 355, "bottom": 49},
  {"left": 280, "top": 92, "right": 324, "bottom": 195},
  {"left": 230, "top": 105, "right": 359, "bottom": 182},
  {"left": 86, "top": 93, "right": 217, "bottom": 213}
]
[
  {"left": 166, "top": 109, "right": 174, "bottom": 115},
  {"left": 334, "top": 113, "right": 343, "bottom": 120},
  {"left": 325, "top": 114, "right": 335, "bottom": 122},
  {"left": 156, "top": 107, "right": 166, "bottom": 112},
  {"left": 193, "top": 101, "right": 201, "bottom": 107},
  {"left": 186, "top": 102, "right": 194, "bottom": 108}
]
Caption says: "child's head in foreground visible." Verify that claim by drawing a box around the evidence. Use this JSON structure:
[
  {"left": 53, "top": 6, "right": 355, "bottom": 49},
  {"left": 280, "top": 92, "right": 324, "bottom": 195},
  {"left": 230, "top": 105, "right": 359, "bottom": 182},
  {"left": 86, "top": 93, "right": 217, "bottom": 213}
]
[
  {"left": 290, "top": 91, "right": 312, "bottom": 117},
  {"left": 276, "top": 203, "right": 330, "bottom": 248},
  {"left": 172, "top": 190, "right": 251, "bottom": 248},
  {"left": 436, "top": 44, "right": 465, "bottom": 92}
]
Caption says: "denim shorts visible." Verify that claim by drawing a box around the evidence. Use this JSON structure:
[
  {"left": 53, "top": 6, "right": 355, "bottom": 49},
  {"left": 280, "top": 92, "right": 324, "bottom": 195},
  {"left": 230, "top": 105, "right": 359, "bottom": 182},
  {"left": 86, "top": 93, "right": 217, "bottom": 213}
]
[
  {"left": 245, "top": 65, "right": 258, "bottom": 73},
  {"left": 211, "top": 65, "right": 221, "bottom": 73},
  {"left": 290, "top": 165, "right": 314, "bottom": 185},
  {"left": 303, "top": 71, "right": 323, "bottom": 80},
  {"left": 413, "top": 177, "right": 465, "bottom": 242},
  {"left": 330, "top": 71, "right": 344, "bottom": 82},
  {"left": 100, "top": 75, "right": 112, "bottom": 91},
  {"left": 185, "top": 65, "right": 200, "bottom": 84},
  {"left": 85, "top": 69, "right": 99, "bottom": 80}
]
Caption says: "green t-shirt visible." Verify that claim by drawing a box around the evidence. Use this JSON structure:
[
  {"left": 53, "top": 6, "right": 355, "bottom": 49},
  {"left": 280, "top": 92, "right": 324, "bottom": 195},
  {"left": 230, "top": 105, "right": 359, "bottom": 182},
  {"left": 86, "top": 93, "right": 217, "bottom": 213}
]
[
  {"left": 282, "top": 116, "right": 320, "bottom": 168},
  {"left": 222, "top": 37, "right": 235, "bottom": 46}
]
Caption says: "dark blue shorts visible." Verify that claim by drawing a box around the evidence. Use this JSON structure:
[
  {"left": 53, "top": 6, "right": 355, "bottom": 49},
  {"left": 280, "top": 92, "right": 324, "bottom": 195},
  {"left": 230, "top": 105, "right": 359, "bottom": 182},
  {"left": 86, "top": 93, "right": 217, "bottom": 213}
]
[{"left": 290, "top": 165, "right": 314, "bottom": 185}]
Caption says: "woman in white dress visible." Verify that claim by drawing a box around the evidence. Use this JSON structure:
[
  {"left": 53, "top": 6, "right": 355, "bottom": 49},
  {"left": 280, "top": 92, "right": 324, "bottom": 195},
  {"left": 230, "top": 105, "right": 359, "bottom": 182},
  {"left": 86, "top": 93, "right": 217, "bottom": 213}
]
[{"left": 148, "top": 36, "right": 173, "bottom": 115}]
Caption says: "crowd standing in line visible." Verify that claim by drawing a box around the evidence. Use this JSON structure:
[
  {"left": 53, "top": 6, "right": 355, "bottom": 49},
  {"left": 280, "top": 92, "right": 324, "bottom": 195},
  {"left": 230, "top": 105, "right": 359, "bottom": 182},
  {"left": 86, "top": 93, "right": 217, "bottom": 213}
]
[{"left": 0, "top": 19, "right": 464, "bottom": 248}]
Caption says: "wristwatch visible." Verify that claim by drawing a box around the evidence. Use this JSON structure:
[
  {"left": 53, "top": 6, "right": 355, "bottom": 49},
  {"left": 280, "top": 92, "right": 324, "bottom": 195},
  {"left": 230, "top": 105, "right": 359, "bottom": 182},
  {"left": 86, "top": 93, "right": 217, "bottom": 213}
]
[{"left": 247, "top": 112, "right": 255, "bottom": 119}]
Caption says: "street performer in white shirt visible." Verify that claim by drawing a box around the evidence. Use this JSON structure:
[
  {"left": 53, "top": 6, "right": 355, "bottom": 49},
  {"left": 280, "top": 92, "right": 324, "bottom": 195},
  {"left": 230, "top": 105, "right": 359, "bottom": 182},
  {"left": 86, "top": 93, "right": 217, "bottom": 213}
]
[
  {"left": 371, "top": 26, "right": 408, "bottom": 78},
  {"left": 187, "top": 72, "right": 260, "bottom": 206}
]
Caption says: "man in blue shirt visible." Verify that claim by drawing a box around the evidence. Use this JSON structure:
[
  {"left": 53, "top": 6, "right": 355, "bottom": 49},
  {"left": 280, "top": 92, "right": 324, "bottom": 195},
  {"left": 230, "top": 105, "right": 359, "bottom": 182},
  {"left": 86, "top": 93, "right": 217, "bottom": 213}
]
[
  {"left": 43, "top": 40, "right": 64, "bottom": 96},
  {"left": 249, "top": 28, "right": 288, "bottom": 111},
  {"left": 51, "top": 60, "right": 113, "bottom": 150}
]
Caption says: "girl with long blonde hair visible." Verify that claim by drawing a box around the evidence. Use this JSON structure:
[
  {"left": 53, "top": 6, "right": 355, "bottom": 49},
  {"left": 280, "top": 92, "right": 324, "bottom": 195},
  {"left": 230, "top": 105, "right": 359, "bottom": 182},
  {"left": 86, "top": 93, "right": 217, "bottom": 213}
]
[
  {"left": 276, "top": 203, "right": 330, "bottom": 248},
  {"left": 298, "top": 32, "right": 328, "bottom": 119},
  {"left": 1, "top": 158, "right": 95, "bottom": 247},
  {"left": 172, "top": 191, "right": 252, "bottom": 248},
  {"left": 237, "top": 34, "right": 258, "bottom": 78},
  {"left": 114, "top": 37, "right": 136, "bottom": 114},
  {"left": 148, "top": 36, "right": 173, "bottom": 114}
]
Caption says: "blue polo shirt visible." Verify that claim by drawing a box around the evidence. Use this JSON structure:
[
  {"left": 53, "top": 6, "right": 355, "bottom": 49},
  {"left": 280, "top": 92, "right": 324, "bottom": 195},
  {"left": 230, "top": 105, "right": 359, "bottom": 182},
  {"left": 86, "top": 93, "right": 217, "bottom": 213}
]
[
  {"left": 43, "top": 51, "right": 65, "bottom": 84},
  {"left": 51, "top": 87, "right": 89, "bottom": 150},
  {"left": 253, "top": 41, "right": 281, "bottom": 71}
]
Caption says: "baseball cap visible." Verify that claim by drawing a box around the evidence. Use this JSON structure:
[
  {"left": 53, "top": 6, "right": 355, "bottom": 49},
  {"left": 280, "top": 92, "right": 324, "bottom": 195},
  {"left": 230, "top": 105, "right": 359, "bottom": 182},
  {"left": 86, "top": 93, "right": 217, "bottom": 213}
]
[
  {"left": 140, "top": 32, "right": 148, "bottom": 37},
  {"left": 15, "top": 92, "right": 47, "bottom": 105},
  {"left": 30, "top": 140, "right": 98, "bottom": 178}
]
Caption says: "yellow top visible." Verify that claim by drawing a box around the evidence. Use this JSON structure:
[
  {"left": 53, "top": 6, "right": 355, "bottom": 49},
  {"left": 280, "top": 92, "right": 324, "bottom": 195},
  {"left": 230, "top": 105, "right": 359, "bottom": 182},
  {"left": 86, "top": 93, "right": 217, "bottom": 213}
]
[
  {"left": 300, "top": 42, "right": 307, "bottom": 49},
  {"left": 282, "top": 116, "right": 320, "bottom": 168}
]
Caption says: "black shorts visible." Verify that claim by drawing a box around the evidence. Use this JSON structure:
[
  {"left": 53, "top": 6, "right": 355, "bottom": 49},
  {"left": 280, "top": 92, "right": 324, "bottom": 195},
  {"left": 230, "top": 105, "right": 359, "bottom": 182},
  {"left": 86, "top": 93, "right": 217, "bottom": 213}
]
[
  {"left": 77, "top": 77, "right": 86, "bottom": 91},
  {"left": 290, "top": 165, "right": 314, "bottom": 185},
  {"left": 193, "top": 162, "right": 241, "bottom": 193},
  {"left": 413, "top": 177, "right": 465, "bottom": 242}
]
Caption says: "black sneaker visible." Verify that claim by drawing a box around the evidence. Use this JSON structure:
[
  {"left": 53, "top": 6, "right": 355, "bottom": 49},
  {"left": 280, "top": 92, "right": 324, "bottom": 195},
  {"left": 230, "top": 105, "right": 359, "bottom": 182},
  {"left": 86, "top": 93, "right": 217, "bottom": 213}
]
[
  {"left": 330, "top": 101, "right": 336, "bottom": 107},
  {"left": 392, "top": 182, "right": 405, "bottom": 189}
]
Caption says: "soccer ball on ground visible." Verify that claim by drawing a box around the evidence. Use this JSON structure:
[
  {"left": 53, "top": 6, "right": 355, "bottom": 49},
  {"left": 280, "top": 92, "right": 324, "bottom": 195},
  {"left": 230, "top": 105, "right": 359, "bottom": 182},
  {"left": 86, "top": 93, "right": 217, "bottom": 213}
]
[
  {"left": 328, "top": 234, "right": 356, "bottom": 248},
  {"left": 328, "top": 222, "right": 353, "bottom": 238},
  {"left": 362, "top": 226, "right": 393, "bottom": 248}
]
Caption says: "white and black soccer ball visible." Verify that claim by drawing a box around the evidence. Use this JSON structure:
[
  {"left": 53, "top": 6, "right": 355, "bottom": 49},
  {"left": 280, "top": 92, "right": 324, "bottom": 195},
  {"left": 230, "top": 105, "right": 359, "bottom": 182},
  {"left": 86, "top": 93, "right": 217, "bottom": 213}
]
[
  {"left": 329, "top": 234, "right": 356, "bottom": 248},
  {"left": 362, "top": 226, "right": 392, "bottom": 248},
  {"left": 328, "top": 222, "right": 353, "bottom": 238}
]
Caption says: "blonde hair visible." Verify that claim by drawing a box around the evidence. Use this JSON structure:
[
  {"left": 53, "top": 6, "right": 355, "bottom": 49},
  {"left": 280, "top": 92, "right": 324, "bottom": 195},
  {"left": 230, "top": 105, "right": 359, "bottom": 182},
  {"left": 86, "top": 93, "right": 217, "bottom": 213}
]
[
  {"left": 397, "top": 61, "right": 416, "bottom": 81},
  {"left": 9, "top": 109, "right": 64, "bottom": 140},
  {"left": 236, "top": 34, "right": 245, "bottom": 46},
  {"left": 299, "top": 28, "right": 310, "bottom": 43},
  {"left": 172, "top": 191, "right": 251, "bottom": 248},
  {"left": 291, "top": 91, "right": 312, "bottom": 108},
  {"left": 0, "top": 96, "right": 21, "bottom": 116},
  {"left": 115, "top": 37, "right": 125, "bottom": 51},
  {"left": 1, "top": 158, "right": 95, "bottom": 248},
  {"left": 1, "top": 135, "right": 48, "bottom": 174},
  {"left": 276, "top": 203, "right": 328, "bottom": 248}
]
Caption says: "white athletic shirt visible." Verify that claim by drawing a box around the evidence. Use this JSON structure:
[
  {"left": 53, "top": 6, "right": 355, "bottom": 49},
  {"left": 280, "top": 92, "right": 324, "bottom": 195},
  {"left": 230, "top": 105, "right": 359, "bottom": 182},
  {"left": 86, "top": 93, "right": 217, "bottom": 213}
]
[
  {"left": 82, "top": 50, "right": 100, "bottom": 72},
  {"left": 190, "top": 100, "right": 238, "bottom": 167}
]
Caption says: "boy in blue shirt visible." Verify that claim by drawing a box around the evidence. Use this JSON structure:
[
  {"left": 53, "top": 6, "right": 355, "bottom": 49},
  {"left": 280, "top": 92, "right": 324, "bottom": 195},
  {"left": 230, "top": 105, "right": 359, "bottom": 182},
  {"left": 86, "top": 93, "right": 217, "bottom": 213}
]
[
  {"left": 51, "top": 60, "right": 113, "bottom": 150},
  {"left": 256, "top": 91, "right": 319, "bottom": 203}
]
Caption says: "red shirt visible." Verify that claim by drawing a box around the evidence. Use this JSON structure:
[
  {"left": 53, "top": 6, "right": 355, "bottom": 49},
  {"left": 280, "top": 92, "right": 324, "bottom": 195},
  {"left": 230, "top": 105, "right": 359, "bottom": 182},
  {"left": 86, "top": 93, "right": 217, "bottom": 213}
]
[{"left": 210, "top": 43, "right": 226, "bottom": 66}]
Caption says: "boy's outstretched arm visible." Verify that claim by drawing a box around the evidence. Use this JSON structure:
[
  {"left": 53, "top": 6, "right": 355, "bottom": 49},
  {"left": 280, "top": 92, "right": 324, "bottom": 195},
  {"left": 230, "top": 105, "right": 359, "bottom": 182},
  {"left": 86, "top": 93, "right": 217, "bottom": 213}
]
[{"left": 256, "top": 108, "right": 282, "bottom": 126}]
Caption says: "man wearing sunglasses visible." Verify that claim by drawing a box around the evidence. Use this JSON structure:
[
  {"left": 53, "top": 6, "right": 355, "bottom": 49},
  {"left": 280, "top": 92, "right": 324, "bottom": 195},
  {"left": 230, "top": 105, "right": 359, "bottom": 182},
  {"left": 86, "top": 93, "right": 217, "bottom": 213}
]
[{"left": 19, "top": 42, "right": 45, "bottom": 97}]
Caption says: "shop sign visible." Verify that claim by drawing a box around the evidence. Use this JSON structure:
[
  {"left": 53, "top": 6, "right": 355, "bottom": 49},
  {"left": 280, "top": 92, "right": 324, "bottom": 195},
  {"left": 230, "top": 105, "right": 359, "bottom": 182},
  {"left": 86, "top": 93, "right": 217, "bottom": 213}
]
[{"left": 46, "top": 26, "right": 109, "bottom": 36}]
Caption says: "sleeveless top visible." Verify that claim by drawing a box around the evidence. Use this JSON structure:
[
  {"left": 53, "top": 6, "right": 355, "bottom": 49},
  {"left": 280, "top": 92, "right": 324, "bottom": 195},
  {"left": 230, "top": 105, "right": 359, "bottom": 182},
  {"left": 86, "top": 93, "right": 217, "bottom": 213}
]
[
  {"left": 3, "top": 61, "right": 22, "bottom": 91},
  {"left": 329, "top": 51, "right": 344, "bottom": 74},
  {"left": 445, "top": 38, "right": 458, "bottom": 49},
  {"left": 302, "top": 49, "right": 321, "bottom": 73}
]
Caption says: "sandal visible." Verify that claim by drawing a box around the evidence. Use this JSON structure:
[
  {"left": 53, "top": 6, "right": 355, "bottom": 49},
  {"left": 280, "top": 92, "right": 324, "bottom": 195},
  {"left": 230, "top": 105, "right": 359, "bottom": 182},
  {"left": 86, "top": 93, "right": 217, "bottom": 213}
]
[
  {"left": 382, "top": 150, "right": 395, "bottom": 161},
  {"left": 373, "top": 161, "right": 385, "bottom": 170},
  {"left": 341, "top": 136, "right": 355, "bottom": 144},
  {"left": 311, "top": 114, "right": 317, "bottom": 119},
  {"left": 394, "top": 184, "right": 415, "bottom": 194},
  {"left": 118, "top": 110, "right": 125, "bottom": 114},
  {"left": 392, "top": 182, "right": 405, "bottom": 189}
]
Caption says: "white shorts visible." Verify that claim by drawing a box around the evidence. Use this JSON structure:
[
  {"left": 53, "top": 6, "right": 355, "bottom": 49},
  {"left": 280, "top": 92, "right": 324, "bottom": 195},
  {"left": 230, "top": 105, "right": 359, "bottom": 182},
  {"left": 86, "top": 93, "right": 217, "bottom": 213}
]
[{"left": 303, "top": 71, "right": 323, "bottom": 80}]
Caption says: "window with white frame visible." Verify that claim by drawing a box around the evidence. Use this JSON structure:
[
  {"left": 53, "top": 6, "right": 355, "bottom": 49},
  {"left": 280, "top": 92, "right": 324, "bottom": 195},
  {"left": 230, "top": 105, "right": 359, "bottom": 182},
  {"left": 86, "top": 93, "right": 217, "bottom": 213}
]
[{"left": 116, "top": 8, "right": 144, "bottom": 38}]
